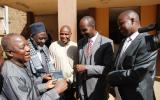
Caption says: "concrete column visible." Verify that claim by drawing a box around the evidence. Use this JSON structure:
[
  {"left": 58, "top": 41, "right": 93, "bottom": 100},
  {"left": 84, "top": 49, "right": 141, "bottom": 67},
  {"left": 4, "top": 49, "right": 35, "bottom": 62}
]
[
  {"left": 95, "top": 8, "right": 109, "bottom": 37},
  {"left": 58, "top": 0, "right": 77, "bottom": 42}
]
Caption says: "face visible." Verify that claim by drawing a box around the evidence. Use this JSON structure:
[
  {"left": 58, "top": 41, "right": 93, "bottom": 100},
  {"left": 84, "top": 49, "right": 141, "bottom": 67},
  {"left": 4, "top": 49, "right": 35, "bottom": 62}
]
[
  {"left": 60, "top": 27, "right": 71, "bottom": 44},
  {"left": 118, "top": 15, "right": 133, "bottom": 37},
  {"left": 79, "top": 20, "right": 94, "bottom": 38},
  {"left": 10, "top": 36, "right": 30, "bottom": 63},
  {"left": 32, "top": 32, "right": 48, "bottom": 47}
]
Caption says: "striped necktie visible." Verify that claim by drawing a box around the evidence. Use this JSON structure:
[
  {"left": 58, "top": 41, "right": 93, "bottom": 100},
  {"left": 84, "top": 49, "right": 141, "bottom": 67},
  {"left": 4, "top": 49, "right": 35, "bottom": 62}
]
[{"left": 86, "top": 39, "right": 93, "bottom": 57}]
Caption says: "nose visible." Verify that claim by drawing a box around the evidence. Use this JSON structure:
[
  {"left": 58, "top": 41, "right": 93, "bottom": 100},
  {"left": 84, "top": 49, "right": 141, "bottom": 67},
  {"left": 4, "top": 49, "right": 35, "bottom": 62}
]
[
  {"left": 25, "top": 45, "right": 30, "bottom": 52},
  {"left": 41, "top": 39, "right": 46, "bottom": 44},
  {"left": 60, "top": 34, "right": 66, "bottom": 38}
]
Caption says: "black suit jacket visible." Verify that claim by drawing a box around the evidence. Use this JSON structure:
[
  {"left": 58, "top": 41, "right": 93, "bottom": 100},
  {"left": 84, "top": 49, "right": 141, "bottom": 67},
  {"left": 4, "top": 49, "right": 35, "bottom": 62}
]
[{"left": 108, "top": 33, "right": 158, "bottom": 100}]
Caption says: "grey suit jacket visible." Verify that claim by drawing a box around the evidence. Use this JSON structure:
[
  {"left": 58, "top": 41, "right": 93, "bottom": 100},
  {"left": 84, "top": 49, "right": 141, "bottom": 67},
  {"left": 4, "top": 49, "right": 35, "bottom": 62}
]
[
  {"left": 108, "top": 33, "right": 158, "bottom": 100},
  {"left": 77, "top": 33, "right": 114, "bottom": 100},
  {"left": 1, "top": 60, "right": 60, "bottom": 100}
]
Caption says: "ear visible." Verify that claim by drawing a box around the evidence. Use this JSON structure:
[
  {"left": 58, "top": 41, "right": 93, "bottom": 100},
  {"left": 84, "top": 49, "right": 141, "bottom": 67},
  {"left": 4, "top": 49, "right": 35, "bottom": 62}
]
[{"left": 6, "top": 51, "right": 14, "bottom": 58}]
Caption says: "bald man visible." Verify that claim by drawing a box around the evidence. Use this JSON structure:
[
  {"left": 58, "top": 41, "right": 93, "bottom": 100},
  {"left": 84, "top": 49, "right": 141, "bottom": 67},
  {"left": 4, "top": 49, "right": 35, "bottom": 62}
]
[
  {"left": 49, "top": 25, "right": 77, "bottom": 99},
  {"left": 1, "top": 33, "right": 68, "bottom": 100},
  {"left": 107, "top": 10, "right": 158, "bottom": 100}
]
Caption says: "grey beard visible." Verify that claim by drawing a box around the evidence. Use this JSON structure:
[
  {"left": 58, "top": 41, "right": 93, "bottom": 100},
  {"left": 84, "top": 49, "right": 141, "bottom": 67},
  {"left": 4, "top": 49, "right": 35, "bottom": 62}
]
[{"left": 37, "top": 45, "right": 44, "bottom": 50}]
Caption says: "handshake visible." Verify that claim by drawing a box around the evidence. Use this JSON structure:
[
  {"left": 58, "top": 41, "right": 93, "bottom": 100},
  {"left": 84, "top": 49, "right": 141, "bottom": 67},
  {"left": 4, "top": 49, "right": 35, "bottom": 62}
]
[{"left": 42, "top": 71, "right": 68, "bottom": 94}]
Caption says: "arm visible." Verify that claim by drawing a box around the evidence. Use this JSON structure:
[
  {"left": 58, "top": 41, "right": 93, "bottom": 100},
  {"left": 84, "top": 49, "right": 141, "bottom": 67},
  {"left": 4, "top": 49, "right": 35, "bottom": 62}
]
[
  {"left": 86, "top": 43, "right": 114, "bottom": 76},
  {"left": 40, "top": 79, "right": 68, "bottom": 100},
  {"left": 107, "top": 39, "right": 157, "bottom": 86},
  {"left": 35, "top": 74, "right": 52, "bottom": 93},
  {"left": 3, "top": 76, "right": 33, "bottom": 100},
  {"left": 4, "top": 76, "right": 67, "bottom": 100},
  {"left": 40, "top": 89, "right": 60, "bottom": 100},
  {"left": 75, "top": 43, "right": 113, "bottom": 76}
]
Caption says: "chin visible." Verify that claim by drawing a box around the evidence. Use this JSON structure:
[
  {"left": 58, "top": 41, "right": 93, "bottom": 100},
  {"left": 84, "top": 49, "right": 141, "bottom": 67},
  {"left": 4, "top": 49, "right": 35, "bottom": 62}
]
[{"left": 25, "top": 57, "right": 31, "bottom": 62}]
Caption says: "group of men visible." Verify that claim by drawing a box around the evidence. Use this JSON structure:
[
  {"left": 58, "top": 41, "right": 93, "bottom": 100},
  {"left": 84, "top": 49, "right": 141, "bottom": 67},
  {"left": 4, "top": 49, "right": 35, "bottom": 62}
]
[{"left": 0, "top": 10, "right": 158, "bottom": 100}]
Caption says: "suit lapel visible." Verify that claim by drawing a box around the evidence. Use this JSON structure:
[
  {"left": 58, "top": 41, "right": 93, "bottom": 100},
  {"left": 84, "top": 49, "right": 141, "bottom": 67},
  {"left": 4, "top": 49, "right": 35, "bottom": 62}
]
[
  {"left": 80, "top": 38, "right": 88, "bottom": 61},
  {"left": 119, "top": 33, "right": 142, "bottom": 64},
  {"left": 91, "top": 34, "right": 101, "bottom": 55},
  {"left": 114, "top": 39, "right": 125, "bottom": 67}
]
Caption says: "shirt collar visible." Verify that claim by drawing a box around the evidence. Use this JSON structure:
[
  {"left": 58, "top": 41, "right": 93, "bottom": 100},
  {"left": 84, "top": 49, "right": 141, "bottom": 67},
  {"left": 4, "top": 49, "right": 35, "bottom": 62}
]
[
  {"left": 59, "top": 41, "right": 70, "bottom": 47},
  {"left": 89, "top": 32, "right": 98, "bottom": 44},
  {"left": 128, "top": 31, "right": 139, "bottom": 41}
]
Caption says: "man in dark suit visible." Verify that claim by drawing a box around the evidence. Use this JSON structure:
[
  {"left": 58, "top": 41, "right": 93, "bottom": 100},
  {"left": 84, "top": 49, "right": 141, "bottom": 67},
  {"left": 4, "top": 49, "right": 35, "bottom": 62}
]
[
  {"left": 107, "top": 10, "right": 158, "bottom": 100},
  {"left": 74, "top": 16, "right": 114, "bottom": 100}
]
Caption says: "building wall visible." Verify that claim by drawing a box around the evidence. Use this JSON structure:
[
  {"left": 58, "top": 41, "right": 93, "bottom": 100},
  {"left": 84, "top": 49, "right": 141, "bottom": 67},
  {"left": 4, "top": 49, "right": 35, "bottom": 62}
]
[
  {"left": 95, "top": 8, "right": 109, "bottom": 37},
  {"left": 8, "top": 7, "right": 27, "bottom": 34},
  {"left": 140, "top": 5, "right": 157, "bottom": 35},
  {"left": 35, "top": 14, "right": 58, "bottom": 41}
]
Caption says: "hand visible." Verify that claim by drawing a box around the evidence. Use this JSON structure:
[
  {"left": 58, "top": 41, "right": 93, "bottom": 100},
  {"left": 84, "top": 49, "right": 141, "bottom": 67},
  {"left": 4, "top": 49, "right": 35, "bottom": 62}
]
[
  {"left": 45, "top": 80, "right": 55, "bottom": 89},
  {"left": 42, "top": 74, "right": 52, "bottom": 81},
  {"left": 74, "top": 64, "right": 87, "bottom": 73},
  {"left": 54, "top": 79, "right": 68, "bottom": 94}
]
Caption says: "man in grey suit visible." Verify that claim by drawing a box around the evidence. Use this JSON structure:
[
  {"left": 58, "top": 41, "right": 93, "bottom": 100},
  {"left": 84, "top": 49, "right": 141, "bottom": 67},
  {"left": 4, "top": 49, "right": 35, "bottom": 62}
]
[
  {"left": 1, "top": 33, "right": 68, "bottom": 100},
  {"left": 107, "top": 10, "right": 158, "bottom": 100},
  {"left": 74, "top": 16, "right": 114, "bottom": 100}
]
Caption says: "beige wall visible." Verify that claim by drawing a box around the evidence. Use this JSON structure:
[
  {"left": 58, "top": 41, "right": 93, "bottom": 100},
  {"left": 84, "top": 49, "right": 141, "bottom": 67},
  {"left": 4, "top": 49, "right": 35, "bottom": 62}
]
[
  {"left": 9, "top": 7, "right": 27, "bottom": 34},
  {"left": 35, "top": 14, "right": 58, "bottom": 41}
]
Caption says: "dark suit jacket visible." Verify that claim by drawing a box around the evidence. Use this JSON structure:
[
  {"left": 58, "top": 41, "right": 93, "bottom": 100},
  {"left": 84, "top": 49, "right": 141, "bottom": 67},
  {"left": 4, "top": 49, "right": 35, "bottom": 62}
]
[
  {"left": 77, "top": 33, "right": 114, "bottom": 100},
  {"left": 108, "top": 33, "right": 158, "bottom": 100}
]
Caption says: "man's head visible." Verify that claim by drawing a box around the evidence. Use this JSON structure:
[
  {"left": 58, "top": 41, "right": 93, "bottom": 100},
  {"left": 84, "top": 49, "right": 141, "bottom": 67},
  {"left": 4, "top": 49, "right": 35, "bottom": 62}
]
[
  {"left": 1, "top": 33, "right": 30, "bottom": 63},
  {"left": 59, "top": 25, "right": 72, "bottom": 44},
  {"left": 118, "top": 10, "right": 141, "bottom": 37},
  {"left": 30, "top": 22, "right": 48, "bottom": 47},
  {"left": 79, "top": 16, "right": 97, "bottom": 38}
]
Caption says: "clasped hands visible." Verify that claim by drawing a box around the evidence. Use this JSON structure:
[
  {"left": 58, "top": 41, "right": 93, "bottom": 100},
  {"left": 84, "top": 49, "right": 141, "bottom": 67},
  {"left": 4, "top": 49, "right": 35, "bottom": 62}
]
[
  {"left": 74, "top": 64, "right": 87, "bottom": 73},
  {"left": 42, "top": 74, "right": 68, "bottom": 94}
]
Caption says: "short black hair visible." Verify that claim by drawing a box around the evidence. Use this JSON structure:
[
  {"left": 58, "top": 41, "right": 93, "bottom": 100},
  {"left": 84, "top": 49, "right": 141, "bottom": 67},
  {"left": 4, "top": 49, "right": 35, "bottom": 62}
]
[{"left": 80, "top": 16, "right": 95, "bottom": 28}]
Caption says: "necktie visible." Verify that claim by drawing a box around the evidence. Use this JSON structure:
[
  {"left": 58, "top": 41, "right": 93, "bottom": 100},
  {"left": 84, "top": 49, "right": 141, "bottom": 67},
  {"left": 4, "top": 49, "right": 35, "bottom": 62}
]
[
  {"left": 40, "top": 50, "right": 49, "bottom": 73},
  {"left": 86, "top": 39, "right": 93, "bottom": 57}
]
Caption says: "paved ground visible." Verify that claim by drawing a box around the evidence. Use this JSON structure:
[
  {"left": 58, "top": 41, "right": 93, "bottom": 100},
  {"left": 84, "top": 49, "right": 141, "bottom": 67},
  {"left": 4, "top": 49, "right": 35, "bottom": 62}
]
[{"left": 154, "top": 80, "right": 160, "bottom": 100}]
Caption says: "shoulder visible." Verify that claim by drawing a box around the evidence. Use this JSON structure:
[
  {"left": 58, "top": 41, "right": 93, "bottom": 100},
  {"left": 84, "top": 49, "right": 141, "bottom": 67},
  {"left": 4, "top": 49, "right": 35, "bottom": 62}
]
[
  {"left": 137, "top": 32, "right": 148, "bottom": 45},
  {"left": 99, "top": 35, "right": 113, "bottom": 49},
  {"left": 69, "top": 41, "right": 77, "bottom": 46},
  {"left": 49, "top": 41, "right": 58, "bottom": 49},
  {"left": 78, "top": 38, "right": 86, "bottom": 45},
  {"left": 1, "top": 60, "right": 19, "bottom": 77},
  {"left": 100, "top": 35, "right": 113, "bottom": 43},
  {"left": 50, "top": 41, "right": 58, "bottom": 46}
]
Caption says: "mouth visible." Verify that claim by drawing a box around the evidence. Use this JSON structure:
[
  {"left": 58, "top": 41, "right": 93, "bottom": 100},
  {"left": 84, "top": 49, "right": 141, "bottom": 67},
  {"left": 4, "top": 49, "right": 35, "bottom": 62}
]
[{"left": 25, "top": 53, "right": 31, "bottom": 59}]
